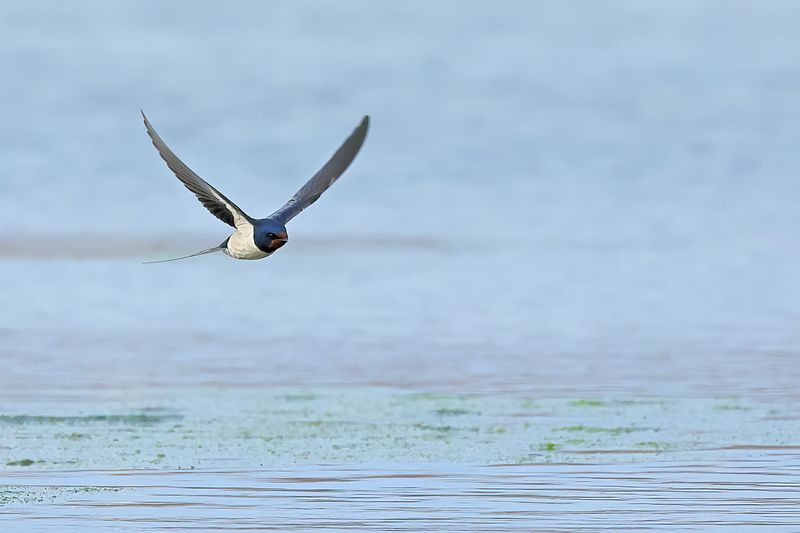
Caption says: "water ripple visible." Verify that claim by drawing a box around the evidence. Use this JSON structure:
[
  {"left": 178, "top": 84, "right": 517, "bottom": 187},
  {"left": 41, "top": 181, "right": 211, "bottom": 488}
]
[{"left": 2, "top": 455, "right": 799, "bottom": 531}]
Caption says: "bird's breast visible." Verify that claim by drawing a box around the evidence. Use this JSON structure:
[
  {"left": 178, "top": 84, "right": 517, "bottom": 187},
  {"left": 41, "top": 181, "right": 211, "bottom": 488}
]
[{"left": 225, "top": 225, "right": 270, "bottom": 260}]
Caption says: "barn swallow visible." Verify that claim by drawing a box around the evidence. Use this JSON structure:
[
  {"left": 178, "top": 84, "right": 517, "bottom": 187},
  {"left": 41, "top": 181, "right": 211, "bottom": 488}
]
[{"left": 142, "top": 112, "right": 369, "bottom": 263}]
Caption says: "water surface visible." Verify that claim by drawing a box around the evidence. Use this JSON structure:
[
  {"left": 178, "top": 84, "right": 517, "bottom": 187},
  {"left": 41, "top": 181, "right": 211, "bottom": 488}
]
[{"left": 1, "top": 0, "right": 800, "bottom": 530}]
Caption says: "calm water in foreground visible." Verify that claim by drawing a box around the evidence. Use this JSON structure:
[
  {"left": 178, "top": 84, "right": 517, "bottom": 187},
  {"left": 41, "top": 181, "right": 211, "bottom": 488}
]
[
  {"left": 3, "top": 456, "right": 800, "bottom": 531},
  {"left": 2, "top": 0, "right": 800, "bottom": 530}
]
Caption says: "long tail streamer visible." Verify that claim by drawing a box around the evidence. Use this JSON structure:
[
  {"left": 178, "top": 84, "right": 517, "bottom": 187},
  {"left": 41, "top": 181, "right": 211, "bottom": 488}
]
[{"left": 143, "top": 246, "right": 223, "bottom": 264}]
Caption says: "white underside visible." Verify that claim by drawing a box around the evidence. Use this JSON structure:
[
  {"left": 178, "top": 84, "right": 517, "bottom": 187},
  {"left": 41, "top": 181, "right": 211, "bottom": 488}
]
[{"left": 224, "top": 224, "right": 270, "bottom": 260}]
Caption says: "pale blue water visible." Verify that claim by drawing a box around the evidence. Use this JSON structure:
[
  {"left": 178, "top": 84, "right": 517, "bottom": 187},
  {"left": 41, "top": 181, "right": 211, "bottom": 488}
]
[
  {"left": 1, "top": 0, "right": 800, "bottom": 530},
  {"left": 3, "top": 456, "right": 800, "bottom": 531}
]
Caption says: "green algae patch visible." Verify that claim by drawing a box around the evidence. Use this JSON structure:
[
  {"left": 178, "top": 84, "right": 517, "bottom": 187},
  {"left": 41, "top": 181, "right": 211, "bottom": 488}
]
[
  {"left": 520, "top": 399, "right": 539, "bottom": 409},
  {"left": 714, "top": 404, "right": 752, "bottom": 412},
  {"left": 566, "top": 438, "right": 589, "bottom": 445},
  {"left": 297, "top": 420, "right": 324, "bottom": 427},
  {"left": 0, "top": 486, "right": 123, "bottom": 506},
  {"left": 0, "top": 390, "right": 794, "bottom": 468},
  {"left": 405, "top": 392, "right": 452, "bottom": 401},
  {"left": 433, "top": 408, "right": 472, "bottom": 416},
  {"left": 414, "top": 423, "right": 455, "bottom": 432},
  {"left": 0, "top": 488, "right": 43, "bottom": 505},
  {"left": 280, "top": 393, "right": 318, "bottom": 401},
  {"left": 0, "top": 414, "right": 182, "bottom": 425},
  {"left": 569, "top": 400, "right": 605, "bottom": 407},
  {"left": 6, "top": 459, "right": 35, "bottom": 467},
  {"left": 636, "top": 441, "right": 670, "bottom": 449},
  {"left": 55, "top": 432, "right": 89, "bottom": 440},
  {"left": 554, "top": 425, "right": 650, "bottom": 435}
]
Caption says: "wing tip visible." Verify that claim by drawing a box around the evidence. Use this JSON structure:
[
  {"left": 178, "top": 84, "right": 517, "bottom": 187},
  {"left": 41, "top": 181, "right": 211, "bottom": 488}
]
[
  {"left": 352, "top": 115, "right": 369, "bottom": 141},
  {"left": 140, "top": 110, "right": 156, "bottom": 137}
]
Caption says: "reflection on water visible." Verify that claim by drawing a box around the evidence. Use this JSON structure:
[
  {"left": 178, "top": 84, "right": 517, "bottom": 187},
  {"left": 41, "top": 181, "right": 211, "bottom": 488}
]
[{"left": 3, "top": 455, "right": 800, "bottom": 531}]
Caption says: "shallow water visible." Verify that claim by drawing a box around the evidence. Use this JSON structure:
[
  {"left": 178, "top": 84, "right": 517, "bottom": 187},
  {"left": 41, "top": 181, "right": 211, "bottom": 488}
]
[
  {"left": 3, "top": 455, "right": 800, "bottom": 531},
  {"left": 2, "top": 0, "right": 800, "bottom": 530},
  {"left": 1, "top": 388, "right": 799, "bottom": 529}
]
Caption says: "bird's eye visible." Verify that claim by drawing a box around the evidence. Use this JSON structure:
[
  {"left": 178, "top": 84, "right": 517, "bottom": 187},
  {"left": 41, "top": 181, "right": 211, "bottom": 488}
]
[{"left": 267, "top": 233, "right": 277, "bottom": 239}]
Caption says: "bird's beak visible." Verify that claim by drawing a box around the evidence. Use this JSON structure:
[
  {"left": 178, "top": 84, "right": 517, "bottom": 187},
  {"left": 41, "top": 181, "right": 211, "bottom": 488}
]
[{"left": 266, "top": 237, "right": 288, "bottom": 253}]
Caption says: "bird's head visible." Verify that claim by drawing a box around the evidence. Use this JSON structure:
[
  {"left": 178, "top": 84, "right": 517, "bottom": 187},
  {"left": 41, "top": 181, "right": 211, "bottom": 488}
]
[{"left": 255, "top": 220, "right": 289, "bottom": 254}]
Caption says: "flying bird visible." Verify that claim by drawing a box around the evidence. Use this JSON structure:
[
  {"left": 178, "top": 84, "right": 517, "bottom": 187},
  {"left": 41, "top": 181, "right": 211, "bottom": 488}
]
[{"left": 142, "top": 112, "right": 369, "bottom": 263}]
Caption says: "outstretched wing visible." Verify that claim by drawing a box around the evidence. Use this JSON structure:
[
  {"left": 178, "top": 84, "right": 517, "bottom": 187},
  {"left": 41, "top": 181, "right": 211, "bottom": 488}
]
[
  {"left": 270, "top": 115, "right": 369, "bottom": 224},
  {"left": 142, "top": 111, "right": 252, "bottom": 229}
]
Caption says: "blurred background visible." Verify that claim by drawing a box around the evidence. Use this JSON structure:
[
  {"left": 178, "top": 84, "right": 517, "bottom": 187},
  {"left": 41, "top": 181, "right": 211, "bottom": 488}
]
[{"left": 1, "top": 0, "right": 800, "bottom": 398}]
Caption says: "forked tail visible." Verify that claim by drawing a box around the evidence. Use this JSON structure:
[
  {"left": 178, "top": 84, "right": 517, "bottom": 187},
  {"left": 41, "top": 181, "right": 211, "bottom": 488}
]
[{"left": 143, "top": 245, "right": 223, "bottom": 264}]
